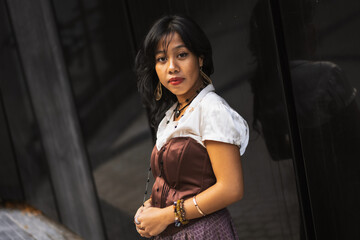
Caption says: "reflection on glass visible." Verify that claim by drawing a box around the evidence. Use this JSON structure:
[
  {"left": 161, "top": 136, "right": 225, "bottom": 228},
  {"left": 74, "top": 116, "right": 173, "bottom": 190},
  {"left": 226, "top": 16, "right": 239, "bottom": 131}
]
[
  {"left": 89, "top": 98, "right": 153, "bottom": 239},
  {"left": 249, "top": 0, "right": 302, "bottom": 238},
  {"left": 251, "top": 0, "right": 360, "bottom": 238},
  {"left": 52, "top": 0, "right": 153, "bottom": 238},
  {"left": 279, "top": 0, "right": 360, "bottom": 238}
]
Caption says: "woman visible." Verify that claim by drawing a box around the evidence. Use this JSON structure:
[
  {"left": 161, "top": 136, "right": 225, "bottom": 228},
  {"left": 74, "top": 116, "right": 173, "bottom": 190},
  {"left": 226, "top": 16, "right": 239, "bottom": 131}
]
[{"left": 134, "top": 15, "right": 249, "bottom": 239}]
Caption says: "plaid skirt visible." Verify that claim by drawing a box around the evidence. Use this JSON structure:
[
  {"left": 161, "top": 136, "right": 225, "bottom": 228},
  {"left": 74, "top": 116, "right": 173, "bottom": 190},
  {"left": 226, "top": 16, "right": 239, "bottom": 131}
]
[{"left": 152, "top": 208, "right": 239, "bottom": 240}]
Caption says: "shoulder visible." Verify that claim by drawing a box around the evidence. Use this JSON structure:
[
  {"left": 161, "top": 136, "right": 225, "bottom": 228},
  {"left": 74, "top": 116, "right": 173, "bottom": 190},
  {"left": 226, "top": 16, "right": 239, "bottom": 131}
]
[
  {"left": 199, "top": 91, "right": 238, "bottom": 120},
  {"left": 198, "top": 91, "right": 249, "bottom": 155},
  {"left": 201, "top": 91, "right": 228, "bottom": 106}
]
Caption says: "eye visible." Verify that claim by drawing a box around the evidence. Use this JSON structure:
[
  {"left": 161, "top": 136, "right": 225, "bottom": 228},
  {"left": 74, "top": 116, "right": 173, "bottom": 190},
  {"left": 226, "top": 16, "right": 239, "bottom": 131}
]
[
  {"left": 156, "top": 56, "right": 167, "bottom": 62},
  {"left": 178, "top": 52, "right": 188, "bottom": 58}
]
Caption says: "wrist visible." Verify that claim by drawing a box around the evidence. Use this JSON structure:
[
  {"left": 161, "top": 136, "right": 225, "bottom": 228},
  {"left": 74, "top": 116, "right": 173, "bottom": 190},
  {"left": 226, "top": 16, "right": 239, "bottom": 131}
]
[{"left": 162, "top": 206, "right": 175, "bottom": 225}]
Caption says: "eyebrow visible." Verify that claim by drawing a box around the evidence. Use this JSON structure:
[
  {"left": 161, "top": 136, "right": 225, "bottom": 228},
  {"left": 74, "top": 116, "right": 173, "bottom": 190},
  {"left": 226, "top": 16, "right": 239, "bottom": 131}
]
[{"left": 155, "top": 44, "right": 187, "bottom": 55}]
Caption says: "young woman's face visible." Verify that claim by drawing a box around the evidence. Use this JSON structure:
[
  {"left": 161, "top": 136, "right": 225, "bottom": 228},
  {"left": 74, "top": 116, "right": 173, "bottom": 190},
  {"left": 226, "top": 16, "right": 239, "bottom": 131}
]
[{"left": 155, "top": 32, "right": 203, "bottom": 102}]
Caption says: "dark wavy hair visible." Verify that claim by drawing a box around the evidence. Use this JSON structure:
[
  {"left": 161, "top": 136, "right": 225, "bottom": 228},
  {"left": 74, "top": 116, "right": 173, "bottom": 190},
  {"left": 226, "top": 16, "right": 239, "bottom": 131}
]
[{"left": 135, "top": 15, "right": 213, "bottom": 131}]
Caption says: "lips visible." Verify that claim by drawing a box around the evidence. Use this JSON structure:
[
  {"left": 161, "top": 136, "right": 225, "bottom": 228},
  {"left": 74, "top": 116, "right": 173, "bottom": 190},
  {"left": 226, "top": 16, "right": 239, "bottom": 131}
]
[{"left": 169, "top": 77, "right": 185, "bottom": 85}]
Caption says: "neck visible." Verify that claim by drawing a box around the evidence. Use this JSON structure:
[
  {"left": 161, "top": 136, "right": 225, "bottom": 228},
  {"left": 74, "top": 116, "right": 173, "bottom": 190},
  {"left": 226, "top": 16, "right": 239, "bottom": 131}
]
[{"left": 176, "top": 79, "right": 204, "bottom": 105}]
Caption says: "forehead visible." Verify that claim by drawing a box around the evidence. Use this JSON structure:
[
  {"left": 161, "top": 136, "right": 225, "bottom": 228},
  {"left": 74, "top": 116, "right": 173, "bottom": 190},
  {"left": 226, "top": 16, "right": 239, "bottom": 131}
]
[{"left": 156, "top": 32, "right": 185, "bottom": 51}]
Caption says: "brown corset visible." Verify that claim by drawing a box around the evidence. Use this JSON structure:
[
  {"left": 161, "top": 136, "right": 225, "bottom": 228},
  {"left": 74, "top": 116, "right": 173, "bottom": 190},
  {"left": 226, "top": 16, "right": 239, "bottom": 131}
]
[{"left": 150, "top": 137, "right": 216, "bottom": 236}]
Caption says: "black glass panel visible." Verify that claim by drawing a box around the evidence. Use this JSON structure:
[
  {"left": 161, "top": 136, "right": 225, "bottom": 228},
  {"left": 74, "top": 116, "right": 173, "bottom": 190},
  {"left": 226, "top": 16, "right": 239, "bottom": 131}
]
[
  {"left": 52, "top": 0, "right": 152, "bottom": 238},
  {"left": 52, "top": 0, "right": 138, "bottom": 141},
  {"left": 279, "top": 0, "right": 360, "bottom": 238},
  {"left": 126, "top": 0, "right": 170, "bottom": 48},
  {"left": 233, "top": 0, "right": 301, "bottom": 238}
]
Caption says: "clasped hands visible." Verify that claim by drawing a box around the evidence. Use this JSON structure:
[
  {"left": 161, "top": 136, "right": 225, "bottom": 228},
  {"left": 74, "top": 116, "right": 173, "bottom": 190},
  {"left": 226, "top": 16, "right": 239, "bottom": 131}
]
[{"left": 134, "top": 199, "right": 169, "bottom": 238}]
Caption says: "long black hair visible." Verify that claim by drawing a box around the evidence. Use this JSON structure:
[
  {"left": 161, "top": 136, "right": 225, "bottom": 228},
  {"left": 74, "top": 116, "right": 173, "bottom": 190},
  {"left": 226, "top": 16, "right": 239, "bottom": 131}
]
[{"left": 135, "top": 15, "right": 213, "bottom": 131}]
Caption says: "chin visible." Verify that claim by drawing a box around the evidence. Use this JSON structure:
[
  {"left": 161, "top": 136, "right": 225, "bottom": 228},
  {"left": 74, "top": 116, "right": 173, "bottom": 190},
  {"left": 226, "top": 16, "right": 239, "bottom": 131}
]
[{"left": 168, "top": 87, "right": 185, "bottom": 95}]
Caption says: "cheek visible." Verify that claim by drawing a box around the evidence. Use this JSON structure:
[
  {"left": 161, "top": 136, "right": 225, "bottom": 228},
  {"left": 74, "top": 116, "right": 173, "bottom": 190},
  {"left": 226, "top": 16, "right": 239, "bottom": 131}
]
[
  {"left": 155, "top": 65, "right": 161, "bottom": 78},
  {"left": 188, "top": 62, "right": 200, "bottom": 78},
  {"left": 155, "top": 65, "right": 166, "bottom": 83}
]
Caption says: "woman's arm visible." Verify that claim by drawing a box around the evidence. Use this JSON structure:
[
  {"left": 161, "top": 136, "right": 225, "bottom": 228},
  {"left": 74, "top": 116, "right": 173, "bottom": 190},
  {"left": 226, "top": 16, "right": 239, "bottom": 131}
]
[
  {"left": 136, "top": 140, "right": 244, "bottom": 238},
  {"left": 185, "top": 140, "right": 244, "bottom": 217}
]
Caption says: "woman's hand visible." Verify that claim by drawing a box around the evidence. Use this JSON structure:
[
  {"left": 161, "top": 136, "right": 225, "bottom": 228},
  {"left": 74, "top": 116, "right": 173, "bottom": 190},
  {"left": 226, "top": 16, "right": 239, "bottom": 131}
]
[
  {"left": 134, "top": 199, "right": 152, "bottom": 237},
  {"left": 134, "top": 198, "right": 152, "bottom": 219},
  {"left": 136, "top": 206, "right": 173, "bottom": 238}
]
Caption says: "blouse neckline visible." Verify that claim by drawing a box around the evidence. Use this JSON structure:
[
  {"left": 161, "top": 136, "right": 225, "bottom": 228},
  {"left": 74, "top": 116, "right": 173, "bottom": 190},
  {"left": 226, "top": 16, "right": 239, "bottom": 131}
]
[{"left": 164, "top": 84, "right": 215, "bottom": 125}]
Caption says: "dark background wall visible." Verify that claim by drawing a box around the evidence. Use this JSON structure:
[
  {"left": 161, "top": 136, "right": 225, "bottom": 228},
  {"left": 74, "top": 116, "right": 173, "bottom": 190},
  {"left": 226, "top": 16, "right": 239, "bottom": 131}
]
[{"left": 1, "top": 0, "right": 359, "bottom": 239}]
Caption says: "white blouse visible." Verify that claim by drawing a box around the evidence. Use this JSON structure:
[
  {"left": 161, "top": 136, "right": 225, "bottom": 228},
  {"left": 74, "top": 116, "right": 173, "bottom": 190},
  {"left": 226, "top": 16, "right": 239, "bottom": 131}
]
[{"left": 156, "top": 84, "right": 249, "bottom": 156}]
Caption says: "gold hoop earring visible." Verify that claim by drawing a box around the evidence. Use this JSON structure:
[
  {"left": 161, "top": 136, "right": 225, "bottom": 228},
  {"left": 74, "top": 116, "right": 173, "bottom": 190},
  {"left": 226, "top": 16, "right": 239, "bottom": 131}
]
[
  {"left": 154, "top": 81, "right": 162, "bottom": 101},
  {"left": 200, "top": 68, "right": 213, "bottom": 85}
]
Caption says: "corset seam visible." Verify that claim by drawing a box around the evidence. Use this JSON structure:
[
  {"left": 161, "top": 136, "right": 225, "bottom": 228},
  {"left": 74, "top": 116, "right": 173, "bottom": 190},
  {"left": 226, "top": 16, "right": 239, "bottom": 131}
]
[{"left": 174, "top": 138, "right": 192, "bottom": 189}]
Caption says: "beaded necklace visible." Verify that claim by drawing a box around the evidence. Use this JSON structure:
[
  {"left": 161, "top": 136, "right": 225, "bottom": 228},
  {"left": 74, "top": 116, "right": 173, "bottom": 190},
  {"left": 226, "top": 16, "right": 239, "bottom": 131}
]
[
  {"left": 142, "top": 165, "right": 152, "bottom": 206},
  {"left": 173, "top": 97, "right": 194, "bottom": 120},
  {"left": 173, "top": 85, "right": 205, "bottom": 120}
]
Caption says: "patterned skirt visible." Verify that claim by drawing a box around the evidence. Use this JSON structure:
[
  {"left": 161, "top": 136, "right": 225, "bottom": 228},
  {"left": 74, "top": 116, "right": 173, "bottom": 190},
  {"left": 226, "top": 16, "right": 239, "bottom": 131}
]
[{"left": 152, "top": 208, "right": 239, "bottom": 240}]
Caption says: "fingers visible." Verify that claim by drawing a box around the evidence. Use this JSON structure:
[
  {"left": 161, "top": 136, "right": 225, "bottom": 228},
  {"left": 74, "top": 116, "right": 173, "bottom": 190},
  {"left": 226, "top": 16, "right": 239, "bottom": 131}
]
[
  {"left": 135, "top": 206, "right": 144, "bottom": 217},
  {"left": 137, "top": 227, "right": 151, "bottom": 238},
  {"left": 134, "top": 216, "right": 151, "bottom": 238},
  {"left": 137, "top": 226, "right": 145, "bottom": 231},
  {"left": 134, "top": 216, "right": 140, "bottom": 225},
  {"left": 143, "top": 199, "right": 152, "bottom": 208}
]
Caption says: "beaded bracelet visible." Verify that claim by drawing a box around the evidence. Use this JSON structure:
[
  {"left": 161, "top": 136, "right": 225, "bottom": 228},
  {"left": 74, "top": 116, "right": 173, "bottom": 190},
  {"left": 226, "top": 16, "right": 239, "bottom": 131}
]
[{"left": 173, "top": 199, "right": 189, "bottom": 227}]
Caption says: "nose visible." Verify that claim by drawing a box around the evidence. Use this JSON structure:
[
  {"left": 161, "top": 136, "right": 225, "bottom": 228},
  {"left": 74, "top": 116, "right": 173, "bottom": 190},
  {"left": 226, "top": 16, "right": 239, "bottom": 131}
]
[{"left": 168, "top": 58, "right": 179, "bottom": 74}]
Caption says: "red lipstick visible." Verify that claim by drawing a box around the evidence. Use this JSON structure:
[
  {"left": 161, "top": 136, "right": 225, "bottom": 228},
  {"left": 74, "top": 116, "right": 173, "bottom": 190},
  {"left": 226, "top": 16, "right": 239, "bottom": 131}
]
[{"left": 169, "top": 77, "right": 184, "bottom": 85}]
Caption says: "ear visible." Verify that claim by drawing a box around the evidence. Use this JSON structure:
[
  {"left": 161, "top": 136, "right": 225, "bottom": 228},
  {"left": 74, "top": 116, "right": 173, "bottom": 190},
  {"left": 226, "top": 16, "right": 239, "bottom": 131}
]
[{"left": 198, "top": 56, "right": 204, "bottom": 67}]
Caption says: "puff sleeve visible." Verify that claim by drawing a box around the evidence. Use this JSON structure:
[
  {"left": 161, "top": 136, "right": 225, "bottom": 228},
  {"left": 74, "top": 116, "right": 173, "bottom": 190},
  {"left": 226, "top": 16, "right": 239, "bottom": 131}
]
[{"left": 200, "top": 100, "right": 249, "bottom": 155}]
